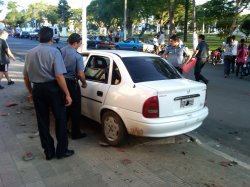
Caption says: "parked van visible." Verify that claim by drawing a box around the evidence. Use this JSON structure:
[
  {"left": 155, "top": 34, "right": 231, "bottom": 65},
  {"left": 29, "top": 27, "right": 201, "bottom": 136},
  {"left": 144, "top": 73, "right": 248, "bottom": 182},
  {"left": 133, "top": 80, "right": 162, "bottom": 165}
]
[{"left": 49, "top": 26, "right": 60, "bottom": 43}]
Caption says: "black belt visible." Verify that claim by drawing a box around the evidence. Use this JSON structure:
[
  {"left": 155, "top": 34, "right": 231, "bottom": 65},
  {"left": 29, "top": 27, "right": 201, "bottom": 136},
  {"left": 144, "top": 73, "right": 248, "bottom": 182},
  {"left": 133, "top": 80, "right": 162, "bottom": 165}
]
[{"left": 32, "top": 80, "right": 57, "bottom": 85}]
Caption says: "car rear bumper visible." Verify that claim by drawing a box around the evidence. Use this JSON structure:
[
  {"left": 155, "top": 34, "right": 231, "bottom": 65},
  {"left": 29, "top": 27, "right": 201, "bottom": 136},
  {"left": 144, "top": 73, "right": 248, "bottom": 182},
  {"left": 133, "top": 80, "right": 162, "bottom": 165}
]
[{"left": 124, "top": 107, "right": 208, "bottom": 137}]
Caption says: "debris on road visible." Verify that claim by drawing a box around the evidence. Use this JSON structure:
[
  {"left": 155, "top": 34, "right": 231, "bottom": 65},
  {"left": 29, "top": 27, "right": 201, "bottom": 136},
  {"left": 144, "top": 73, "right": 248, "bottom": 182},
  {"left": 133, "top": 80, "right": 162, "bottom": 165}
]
[
  {"left": 121, "top": 158, "right": 132, "bottom": 166},
  {"left": 22, "top": 152, "right": 35, "bottom": 161},
  {"left": 4, "top": 102, "right": 18, "bottom": 107},
  {"left": 0, "top": 111, "right": 9, "bottom": 116},
  {"left": 219, "top": 160, "right": 238, "bottom": 167},
  {"left": 99, "top": 141, "right": 110, "bottom": 147}
]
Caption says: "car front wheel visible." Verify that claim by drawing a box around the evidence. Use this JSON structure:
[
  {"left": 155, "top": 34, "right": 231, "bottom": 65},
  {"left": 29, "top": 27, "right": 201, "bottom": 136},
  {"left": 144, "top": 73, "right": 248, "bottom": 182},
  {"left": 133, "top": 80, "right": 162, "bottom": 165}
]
[{"left": 102, "top": 111, "right": 127, "bottom": 146}]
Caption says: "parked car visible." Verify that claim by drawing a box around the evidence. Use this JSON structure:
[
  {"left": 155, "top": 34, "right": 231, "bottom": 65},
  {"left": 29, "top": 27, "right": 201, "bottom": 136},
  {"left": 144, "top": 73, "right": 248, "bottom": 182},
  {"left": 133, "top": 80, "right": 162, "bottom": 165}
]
[
  {"left": 115, "top": 37, "right": 154, "bottom": 52},
  {"left": 29, "top": 29, "right": 39, "bottom": 40},
  {"left": 87, "top": 35, "right": 114, "bottom": 49},
  {"left": 49, "top": 26, "right": 60, "bottom": 43},
  {"left": 20, "top": 31, "right": 30, "bottom": 38},
  {"left": 80, "top": 50, "right": 209, "bottom": 145}
]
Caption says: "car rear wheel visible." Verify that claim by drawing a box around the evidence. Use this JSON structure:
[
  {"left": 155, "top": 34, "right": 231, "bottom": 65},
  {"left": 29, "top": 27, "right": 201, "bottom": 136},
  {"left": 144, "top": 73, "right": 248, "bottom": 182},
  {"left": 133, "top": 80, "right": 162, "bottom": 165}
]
[
  {"left": 102, "top": 111, "right": 127, "bottom": 146},
  {"left": 115, "top": 45, "right": 120, "bottom": 50}
]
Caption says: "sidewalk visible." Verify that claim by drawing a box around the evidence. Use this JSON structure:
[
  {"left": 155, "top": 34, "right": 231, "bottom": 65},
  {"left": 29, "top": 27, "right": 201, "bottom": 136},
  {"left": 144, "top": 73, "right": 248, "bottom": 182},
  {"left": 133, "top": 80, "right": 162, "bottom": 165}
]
[{"left": 1, "top": 59, "right": 250, "bottom": 187}]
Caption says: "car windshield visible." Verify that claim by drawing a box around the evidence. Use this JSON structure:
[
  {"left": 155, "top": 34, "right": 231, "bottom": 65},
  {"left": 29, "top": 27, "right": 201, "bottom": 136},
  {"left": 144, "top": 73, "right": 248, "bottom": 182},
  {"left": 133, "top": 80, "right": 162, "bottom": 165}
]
[{"left": 122, "top": 56, "right": 181, "bottom": 83}]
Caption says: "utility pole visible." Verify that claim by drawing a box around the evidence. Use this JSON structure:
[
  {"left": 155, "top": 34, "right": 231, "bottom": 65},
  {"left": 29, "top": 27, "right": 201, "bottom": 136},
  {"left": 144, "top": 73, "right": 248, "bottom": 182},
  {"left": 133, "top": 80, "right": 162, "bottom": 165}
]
[
  {"left": 192, "top": 0, "right": 198, "bottom": 50},
  {"left": 124, "top": 0, "right": 127, "bottom": 41},
  {"left": 82, "top": 1, "right": 87, "bottom": 51}
]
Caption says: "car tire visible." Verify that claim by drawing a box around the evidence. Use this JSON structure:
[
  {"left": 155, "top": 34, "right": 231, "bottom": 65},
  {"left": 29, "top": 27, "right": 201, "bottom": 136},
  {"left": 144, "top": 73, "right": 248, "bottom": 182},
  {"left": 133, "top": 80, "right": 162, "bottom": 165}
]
[
  {"left": 132, "top": 47, "right": 137, "bottom": 51},
  {"left": 102, "top": 111, "right": 127, "bottom": 146},
  {"left": 115, "top": 45, "right": 120, "bottom": 50},
  {"left": 56, "top": 39, "right": 59, "bottom": 43}
]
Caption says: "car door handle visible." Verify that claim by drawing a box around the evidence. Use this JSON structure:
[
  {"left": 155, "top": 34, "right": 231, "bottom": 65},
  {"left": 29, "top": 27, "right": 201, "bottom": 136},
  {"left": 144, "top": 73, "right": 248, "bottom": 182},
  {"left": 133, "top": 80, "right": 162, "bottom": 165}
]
[{"left": 97, "top": 91, "right": 103, "bottom": 97}]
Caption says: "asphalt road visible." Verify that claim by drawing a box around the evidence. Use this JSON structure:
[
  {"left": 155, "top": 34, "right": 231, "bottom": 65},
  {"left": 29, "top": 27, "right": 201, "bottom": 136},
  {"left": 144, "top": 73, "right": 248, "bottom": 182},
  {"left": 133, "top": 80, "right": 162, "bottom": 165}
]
[{"left": 7, "top": 36, "right": 250, "bottom": 159}]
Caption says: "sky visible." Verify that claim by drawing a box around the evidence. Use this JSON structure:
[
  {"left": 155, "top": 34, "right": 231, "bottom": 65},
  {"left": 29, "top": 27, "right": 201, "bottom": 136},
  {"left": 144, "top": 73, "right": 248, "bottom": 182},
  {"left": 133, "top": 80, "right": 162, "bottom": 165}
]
[
  {"left": 0, "top": 0, "right": 92, "bottom": 20},
  {"left": 0, "top": 0, "right": 208, "bottom": 21}
]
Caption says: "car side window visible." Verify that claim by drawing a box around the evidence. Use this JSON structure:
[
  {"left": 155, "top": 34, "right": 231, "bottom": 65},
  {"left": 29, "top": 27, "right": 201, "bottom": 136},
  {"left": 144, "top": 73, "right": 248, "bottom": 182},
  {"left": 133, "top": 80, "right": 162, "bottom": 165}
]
[
  {"left": 111, "top": 62, "right": 121, "bottom": 85},
  {"left": 85, "top": 56, "right": 110, "bottom": 83}
]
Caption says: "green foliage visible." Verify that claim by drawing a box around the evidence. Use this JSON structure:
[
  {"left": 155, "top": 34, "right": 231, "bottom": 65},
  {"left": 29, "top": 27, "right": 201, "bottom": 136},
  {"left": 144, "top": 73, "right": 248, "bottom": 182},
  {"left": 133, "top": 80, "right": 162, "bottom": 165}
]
[
  {"left": 46, "top": 6, "right": 60, "bottom": 26},
  {"left": 5, "top": 1, "right": 21, "bottom": 27},
  {"left": 57, "top": 0, "right": 71, "bottom": 27},
  {"left": 70, "top": 8, "right": 82, "bottom": 32},
  {"left": 240, "top": 17, "right": 250, "bottom": 37}
]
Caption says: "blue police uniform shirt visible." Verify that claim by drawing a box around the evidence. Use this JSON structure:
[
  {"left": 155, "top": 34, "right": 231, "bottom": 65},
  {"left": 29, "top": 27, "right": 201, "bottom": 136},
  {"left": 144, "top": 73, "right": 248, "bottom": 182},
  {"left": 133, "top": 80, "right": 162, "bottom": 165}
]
[
  {"left": 23, "top": 43, "right": 66, "bottom": 83},
  {"left": 164, "top": 45, "right": 190, "bottom": 67},
  {"left": 61, "top": 45, "right": 84, "bottom": 80}
]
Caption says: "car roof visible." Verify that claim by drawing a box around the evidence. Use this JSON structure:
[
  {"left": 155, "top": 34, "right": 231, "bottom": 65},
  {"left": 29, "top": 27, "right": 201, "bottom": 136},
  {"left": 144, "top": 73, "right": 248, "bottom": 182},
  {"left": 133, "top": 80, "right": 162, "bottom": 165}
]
[{"left": 83, "top": 50, "right": 159, "bottom": 58}]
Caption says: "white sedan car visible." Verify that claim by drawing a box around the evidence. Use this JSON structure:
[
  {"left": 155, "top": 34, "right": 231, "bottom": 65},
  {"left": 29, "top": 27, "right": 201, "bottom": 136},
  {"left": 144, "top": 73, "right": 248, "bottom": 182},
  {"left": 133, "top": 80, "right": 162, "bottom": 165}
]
[{"left": 81, "top": 50, "right": 208, "bottom": 146}]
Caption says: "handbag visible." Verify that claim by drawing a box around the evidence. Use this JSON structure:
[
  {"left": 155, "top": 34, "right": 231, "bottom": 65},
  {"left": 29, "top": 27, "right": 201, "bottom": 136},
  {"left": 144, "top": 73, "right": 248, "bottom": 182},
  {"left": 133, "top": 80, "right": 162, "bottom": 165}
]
[{"left": 182, "top": 58, "right": 197, "bottom": 74}]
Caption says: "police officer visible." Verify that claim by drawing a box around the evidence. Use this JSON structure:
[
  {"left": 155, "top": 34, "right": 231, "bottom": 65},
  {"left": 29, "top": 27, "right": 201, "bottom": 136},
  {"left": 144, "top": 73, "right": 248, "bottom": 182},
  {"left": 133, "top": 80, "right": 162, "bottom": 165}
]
[
  {"left": 61, "top": 33, "right": 87, "bottom": 140},
  {"left": 23, "top": 27, "right": 74, "bottom": 160},
  {"left": 162, "top": 35, "right": 191, "bottom": 74}
]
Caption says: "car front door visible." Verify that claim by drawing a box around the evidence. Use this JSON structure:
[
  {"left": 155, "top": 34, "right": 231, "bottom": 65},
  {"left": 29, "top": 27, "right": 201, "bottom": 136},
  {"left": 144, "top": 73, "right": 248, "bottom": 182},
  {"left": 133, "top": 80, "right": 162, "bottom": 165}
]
[{"left": 80, "top": 55, "right": 112, "bottom": 122}]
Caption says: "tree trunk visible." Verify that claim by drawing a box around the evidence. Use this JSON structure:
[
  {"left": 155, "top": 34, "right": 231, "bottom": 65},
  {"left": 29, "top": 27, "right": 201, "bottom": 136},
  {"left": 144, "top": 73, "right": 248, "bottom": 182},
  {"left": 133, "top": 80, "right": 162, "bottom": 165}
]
[
  {"left": 166, "top": 0, "right": 177, "bottom": 39},
  {"left": 184, "top": 0, "right": 189, "bottom": 42}
]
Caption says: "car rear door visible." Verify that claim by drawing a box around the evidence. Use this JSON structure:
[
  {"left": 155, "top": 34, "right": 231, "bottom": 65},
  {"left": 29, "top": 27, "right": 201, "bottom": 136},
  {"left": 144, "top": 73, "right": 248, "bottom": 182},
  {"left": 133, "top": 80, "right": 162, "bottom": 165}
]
[{"left": 80, "top": 55, "right": 112, "bottom": 122}]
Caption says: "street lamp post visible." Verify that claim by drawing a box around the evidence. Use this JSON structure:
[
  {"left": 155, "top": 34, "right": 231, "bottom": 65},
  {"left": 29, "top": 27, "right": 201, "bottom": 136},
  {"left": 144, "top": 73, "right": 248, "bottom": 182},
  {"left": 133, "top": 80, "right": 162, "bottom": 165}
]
[{"left": 124, "top": 0, "right": 127, "bottom": 41}]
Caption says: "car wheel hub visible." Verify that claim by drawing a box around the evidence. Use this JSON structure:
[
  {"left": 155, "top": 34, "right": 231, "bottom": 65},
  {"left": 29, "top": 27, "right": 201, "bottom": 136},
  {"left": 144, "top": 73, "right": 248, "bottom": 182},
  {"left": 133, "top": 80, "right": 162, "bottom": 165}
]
[{"left": 104, "top": 116, "right": 119, "bottom": 141}]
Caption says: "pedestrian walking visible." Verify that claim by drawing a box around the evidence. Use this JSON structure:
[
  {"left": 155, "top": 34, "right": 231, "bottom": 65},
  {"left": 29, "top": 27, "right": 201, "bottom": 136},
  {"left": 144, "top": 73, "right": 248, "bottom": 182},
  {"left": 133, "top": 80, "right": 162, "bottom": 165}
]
[
  {"left": 236, "top": 39, "right": 248, "bottom": 78},
  {"left": 0, "top": 30, "right": 16, "bottom": 89},
  {"left": 231, "top": 35, "right": 238, "bottom": 73},
  {"left": 162, "top": 34, "right": 191, "bottom": 74},
  {"left": 158, "top": 31, "right": 165, "bottom": 52},
  {"left": 192, "top": 34, "right": 209, "bottom": 84},
  {"left": 61, "top": 33, "right": 87, "bottom": 140},
  {"left": 115, "top": 30, "right": 120, "bottom": 42},
  {"left": 222, "top": 36, "right": 234, "bottom": 78},
  {"left": 23, "top": 27, "right": 74, "bottom": 160},
  {"left": 153, "top": 35, "right": 159, "bottom": 54}
]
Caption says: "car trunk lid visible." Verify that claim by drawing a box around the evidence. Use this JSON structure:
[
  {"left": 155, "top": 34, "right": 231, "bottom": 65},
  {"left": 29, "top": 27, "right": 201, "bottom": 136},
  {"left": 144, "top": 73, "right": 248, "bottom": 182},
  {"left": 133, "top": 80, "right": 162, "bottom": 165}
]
[{"left": 137, "top": 79, "right": 207, "bottom": 117}]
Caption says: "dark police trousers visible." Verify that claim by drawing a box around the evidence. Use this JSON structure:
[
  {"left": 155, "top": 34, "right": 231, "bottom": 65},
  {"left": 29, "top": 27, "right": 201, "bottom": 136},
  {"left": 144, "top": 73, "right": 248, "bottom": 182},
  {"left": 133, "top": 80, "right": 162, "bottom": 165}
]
[
  {"left": 32, "top": 81, "right": 68, "bottom": 156},
  {"left": 65, "top": 79, "right": 82, "bottom": 137}
]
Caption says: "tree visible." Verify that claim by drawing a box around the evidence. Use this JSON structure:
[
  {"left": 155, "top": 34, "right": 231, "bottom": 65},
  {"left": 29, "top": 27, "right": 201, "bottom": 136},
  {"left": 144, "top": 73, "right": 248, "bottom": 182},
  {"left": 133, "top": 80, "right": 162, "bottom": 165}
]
[
  {"left": 240, "top": 17, "right": 250, "bottom": 41},
  {"left": 70, "top": 8, "right": 82, "bottom": 32},
  {"left": 46, "top": 5, "right": 60, "bottom": 26},
  {"left": 57, "top": 0, "right": 71, "bottom": 27},
  {"left": 5, "top": 1, "right": 21, "bottom": 27},
  {"left": 0, "top": 0, "right": 4, "bottom": 13}
]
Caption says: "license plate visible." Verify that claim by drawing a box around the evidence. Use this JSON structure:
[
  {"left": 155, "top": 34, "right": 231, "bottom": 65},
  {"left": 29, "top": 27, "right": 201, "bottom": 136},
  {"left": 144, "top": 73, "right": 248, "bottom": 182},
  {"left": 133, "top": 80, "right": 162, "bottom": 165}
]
[{"left": 180, "top": 98, "right": 194, "bottom": 108}]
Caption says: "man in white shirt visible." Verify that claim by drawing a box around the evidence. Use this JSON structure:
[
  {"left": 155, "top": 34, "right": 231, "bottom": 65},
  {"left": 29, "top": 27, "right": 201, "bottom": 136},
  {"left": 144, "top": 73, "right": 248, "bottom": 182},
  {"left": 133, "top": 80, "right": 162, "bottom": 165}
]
[{"left": 231, "top": 35, "right": 238, "bottom": 73}]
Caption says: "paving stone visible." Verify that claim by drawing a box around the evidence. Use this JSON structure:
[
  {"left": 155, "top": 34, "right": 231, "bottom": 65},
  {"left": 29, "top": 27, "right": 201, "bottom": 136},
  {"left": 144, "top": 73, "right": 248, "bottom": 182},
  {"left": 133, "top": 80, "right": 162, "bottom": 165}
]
[
  {"left": 35, "top": 162, "right": 57, "bottom": 179},
  {"left": 18, "top": 166, "right": 41, "bottom": 184},
  {"left": 25, "top": 181, "right": 46, "bottom": 187},
  {"left": 0, "top": 171, "right": 24, "bottom": 187}
]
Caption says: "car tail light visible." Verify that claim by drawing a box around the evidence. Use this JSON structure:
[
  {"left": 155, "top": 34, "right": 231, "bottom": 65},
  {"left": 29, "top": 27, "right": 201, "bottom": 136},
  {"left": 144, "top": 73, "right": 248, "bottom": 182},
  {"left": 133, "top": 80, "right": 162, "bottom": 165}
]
[
  {"left": 143, "top": 96, "right": 159, "bottom": 118},
  {"left": 110, "top": 42, "right": 115, "bottom": 45}
]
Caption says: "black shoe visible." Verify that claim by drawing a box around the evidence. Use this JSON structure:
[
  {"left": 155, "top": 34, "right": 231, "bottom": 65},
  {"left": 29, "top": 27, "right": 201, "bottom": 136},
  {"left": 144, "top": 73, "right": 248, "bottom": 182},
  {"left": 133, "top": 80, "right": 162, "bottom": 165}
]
[
  {"left": 57, "top": 150, "right": 74, "bottom": 159},
  {"left": 45, "top": 152, "right": 55, "bottom": 160},
  {"left": 0, "top": 85, "right": 4, "bottom": 89},
  {"left": 72, "top": 133, "right": 87, "bottom": 140},
  {"left": 7, "top": 80, "right": 15, "bottom": 85}
]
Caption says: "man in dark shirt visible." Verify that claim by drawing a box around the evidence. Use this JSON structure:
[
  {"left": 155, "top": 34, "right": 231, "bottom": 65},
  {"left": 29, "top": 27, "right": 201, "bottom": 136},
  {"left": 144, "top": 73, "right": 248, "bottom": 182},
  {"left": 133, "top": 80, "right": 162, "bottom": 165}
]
[
  {"left": 192, "top": 34, "right": 209, "bottom": 84},
  {"left": 0, "top": 30, "right": 16, "bottom": 89}
]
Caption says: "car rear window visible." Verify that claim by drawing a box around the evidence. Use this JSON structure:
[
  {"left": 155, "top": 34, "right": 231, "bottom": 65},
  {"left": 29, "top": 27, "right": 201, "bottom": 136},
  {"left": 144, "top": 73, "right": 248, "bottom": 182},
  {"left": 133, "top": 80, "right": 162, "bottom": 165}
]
[{"left": 122, "top": 56, "right": 181, "bottom": 83}]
